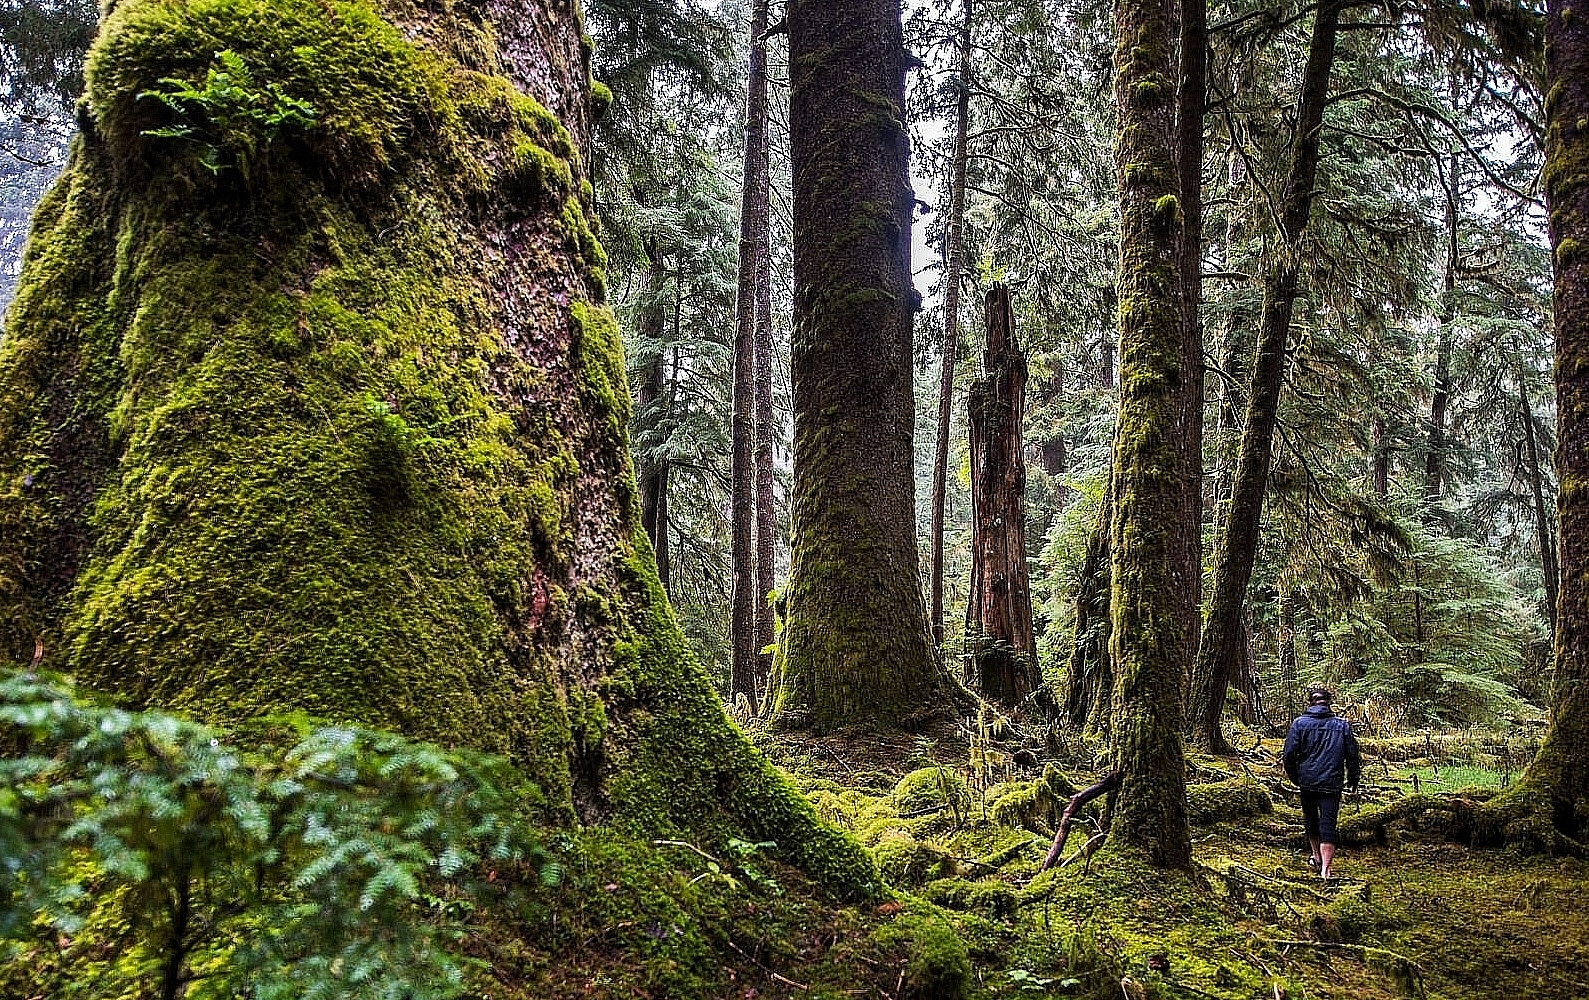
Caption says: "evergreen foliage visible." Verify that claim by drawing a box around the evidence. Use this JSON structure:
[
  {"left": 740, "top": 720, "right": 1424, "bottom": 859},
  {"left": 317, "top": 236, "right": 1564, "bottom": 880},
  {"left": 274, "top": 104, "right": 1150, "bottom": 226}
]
[{"left": 0, "top": 670, "right": 545, "bottom": 1000}]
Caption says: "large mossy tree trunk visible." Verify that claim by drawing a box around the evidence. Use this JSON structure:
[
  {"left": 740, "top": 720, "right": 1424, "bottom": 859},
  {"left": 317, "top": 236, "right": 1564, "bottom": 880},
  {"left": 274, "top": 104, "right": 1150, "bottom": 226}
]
[
  {"left": 774, "top": 0, "right": 965, "bottom": 734},
  {"left": 1105, "top": 0, "right": 1193, "bottom": 869},
  {"left": 0, "top": 0, "right": 871, "bottom": 890},
  {"left": 1488, "top": 0, "right": 1589, "bottom": 846},
  {"left": 1188, "top": 0, "right": 1341, "bottom": 754},
  {"left": 965, "top": 283, "right": 1038, "bottom": 708}
]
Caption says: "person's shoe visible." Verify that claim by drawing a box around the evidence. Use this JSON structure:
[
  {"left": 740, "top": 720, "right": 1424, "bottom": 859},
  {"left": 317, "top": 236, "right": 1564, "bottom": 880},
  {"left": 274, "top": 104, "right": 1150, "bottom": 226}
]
[{"left": 1307, "top": 856, "right": 1321, "bottom": 870}]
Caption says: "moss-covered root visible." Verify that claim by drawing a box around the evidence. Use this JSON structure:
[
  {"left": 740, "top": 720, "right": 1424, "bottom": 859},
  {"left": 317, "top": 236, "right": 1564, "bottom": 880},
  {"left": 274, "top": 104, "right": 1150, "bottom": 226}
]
[{"left": 1336, "top": 792, "right": 1589, "bottom": 857}]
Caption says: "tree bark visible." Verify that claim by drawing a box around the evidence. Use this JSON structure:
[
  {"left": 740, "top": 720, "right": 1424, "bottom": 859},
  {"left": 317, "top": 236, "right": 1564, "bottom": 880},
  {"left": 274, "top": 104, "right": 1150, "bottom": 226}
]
[
  {"left": 775, "top": 0, "right": 964, "bottom": 734},
  {"left": 1066, "top": 473, "right": 1113, "bottom": 735},
  {"left": 1174, "top": 0, "right": 1208, "bottom": 713},
  {"left": 1188, "top": 0, "right": 1342, "bottom": 755},
  {"left": 1371, "top": 414, "right": 1391, "bottom": 499},
  {"left": 1495, "top": 0, "right": 1589, "bottom": 838},
  {"left": 1521, "top": 377, "right": 1559, "bottom": 638},
  {"left": 0, "top": 0, "right": 871, "bottom": 888},
  {"left": 1424, "top": 153, "right": 1459, "bottom": 505},
  {"left": 752, "top": 2, "right": 777, "bottom": 700},
  {"left": 1105, "top": 0, "right": 1193, "bottom": 868},
  {"left": 965, "top": 284, "right": 1038, "bottom": 708},
  {"left": 636, "top": 253, "right": 671, "bottom": 591},
  {"left": 730, "top": 0, "right": 772, "bottom": 708},
  {"left": 930, "top": 0, "right": 975, "bottom": 648}
]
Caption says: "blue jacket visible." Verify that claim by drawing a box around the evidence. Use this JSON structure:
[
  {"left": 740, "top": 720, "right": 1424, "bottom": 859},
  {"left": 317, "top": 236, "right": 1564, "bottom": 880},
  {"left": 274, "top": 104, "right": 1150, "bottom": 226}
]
[{"left": 1283, "top": 705, "right": 1361, "bottom": 794}]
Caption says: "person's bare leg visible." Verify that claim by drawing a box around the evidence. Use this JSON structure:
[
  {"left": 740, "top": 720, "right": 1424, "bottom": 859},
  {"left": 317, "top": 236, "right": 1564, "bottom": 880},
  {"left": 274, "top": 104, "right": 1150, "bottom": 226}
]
[{"left": 1319, "top": 842, "right": 1336, "bottom": 880}]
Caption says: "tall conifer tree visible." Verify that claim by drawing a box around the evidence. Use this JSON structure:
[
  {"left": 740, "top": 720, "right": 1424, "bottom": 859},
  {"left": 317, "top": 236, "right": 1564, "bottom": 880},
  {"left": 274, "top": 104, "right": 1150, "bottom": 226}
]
[{"left": 775, "top": 0, "right": 963, "bottom": 733}]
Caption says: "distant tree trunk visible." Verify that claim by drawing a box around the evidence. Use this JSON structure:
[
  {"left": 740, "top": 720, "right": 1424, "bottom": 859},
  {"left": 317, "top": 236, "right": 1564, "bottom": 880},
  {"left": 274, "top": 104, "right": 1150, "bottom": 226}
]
[
  {"left": 730, "top": 0, "right": 773, "bottom": 707},
  {"left": 1189, "top": 0, "right": 1341, "bottom": 755},
  {"left": 1425, "top": 76, "right": 1466, "bottom": 510},
  {"left": 0, "top": 0, "right": 870, "bottom": 888},
  {"left": 637, "top": 254, "right": 672, "bottom": 591},
  {"left": 1424, "top": 157, "right": 1459, "bottom": 505},
  {"left": 965, "top": 284, "right": 1038, "bottom": 707},
  {"left": 1066, "top": 473, "right": 1113, "bottom": 734},
  {"left": 1371, "top": 414, "right": 1391, "bottom": 499},
  {"left": 1105, "top": 0, "right": 1193, "bottom": 869},
  {"left": 1174, "top": 0, "right": 1208, "bottom": 708},
  {"left": 775, "top": 0, "right": 964, "bottom": 734},
  {"left": 930, "top": 0, "right": 975, "bottom": 648},
  {"left": 1521, "top": 377, "right": 1559, "bottom": 637},
  {"left": 1039, "top": 367, "right": 1067, "bottom": 476},
  {"left": 752, "top": 2, "right": 777, "bottom": 698},
  {"left": 1491, "top": 0, "right": 1589, "bottom": 844},
  {"left": 1211, "top": 155, "right": 1254, "bottom": 538},
  {"left": 1277, "top": 583, "right": 1299, "bottom": 719}
]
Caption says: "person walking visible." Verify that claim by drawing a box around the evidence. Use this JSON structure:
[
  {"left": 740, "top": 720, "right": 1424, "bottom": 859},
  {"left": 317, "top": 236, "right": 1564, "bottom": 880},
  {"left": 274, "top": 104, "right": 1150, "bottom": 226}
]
[{"left": 1283, "top": 687, "right": 1361, "bottom": 881}]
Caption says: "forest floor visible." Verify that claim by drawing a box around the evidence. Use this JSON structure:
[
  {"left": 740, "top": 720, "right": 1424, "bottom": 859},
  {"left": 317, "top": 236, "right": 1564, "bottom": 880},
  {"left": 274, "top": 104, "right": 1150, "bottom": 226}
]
[{"left": 511, "top": 722, "right": 1589, "bottom": 1000}]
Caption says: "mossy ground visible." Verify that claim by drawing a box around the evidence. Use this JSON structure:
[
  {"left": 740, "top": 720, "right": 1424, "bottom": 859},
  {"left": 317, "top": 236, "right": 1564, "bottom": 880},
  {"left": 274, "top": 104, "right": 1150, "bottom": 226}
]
[{"left": 440, "top": 727, "right": 1589, "bottom": 1000}]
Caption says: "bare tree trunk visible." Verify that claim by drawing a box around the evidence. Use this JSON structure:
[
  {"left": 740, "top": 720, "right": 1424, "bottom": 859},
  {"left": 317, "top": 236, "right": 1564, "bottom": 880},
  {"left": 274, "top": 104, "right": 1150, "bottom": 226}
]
[
  {"left": 1371, "top": 414, "right": 1391, "bottom": 498},
  {"left": 1424, "top": 152, "right": 1460, "bottom": 505},
  {"left": 1521, "top": 377, "right": 1559, "bottom": 637},
  {"left": 930, "top": 0, "right": 975, "bottom": 647},
  {"left": 1066, "top": 472, "right": 1113, "bottom": 734},
  {"left": 965, "top": 284, "right": 1039, "bottom": 707},
  {"left": 730, "top": 0, "right": 773, "bottom": 706},
  {"left": 1175, "top": 0, "right": 1208, "bottom": 710},
  {"left": 1189, "top": 0, "right": 1341, "bottom": 755},
  {"left": 1039, "top": 367, "right": 1066, "bottom": 476},
  {"left": 752, "top": 7, "right": 777, "bottom": 698},
  {"left": 1277, "top": 583, "right": 1299, "bottom": 719}
]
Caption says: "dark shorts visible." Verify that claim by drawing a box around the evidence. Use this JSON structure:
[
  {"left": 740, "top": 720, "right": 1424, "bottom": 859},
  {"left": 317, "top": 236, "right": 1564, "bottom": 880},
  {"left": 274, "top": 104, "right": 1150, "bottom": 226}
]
[{"left": 1299, "top": 790, "right": 1342, "bottom": 844}]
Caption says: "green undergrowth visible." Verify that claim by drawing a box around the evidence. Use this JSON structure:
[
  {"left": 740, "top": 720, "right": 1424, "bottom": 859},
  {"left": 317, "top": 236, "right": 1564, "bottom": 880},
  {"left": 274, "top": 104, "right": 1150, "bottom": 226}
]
[
  {"left": 7, "top": 689, "right": 1589, "bottom": 998},
  {"left": 732, "top": 731, "right": 1589, "bottom": 1000}
]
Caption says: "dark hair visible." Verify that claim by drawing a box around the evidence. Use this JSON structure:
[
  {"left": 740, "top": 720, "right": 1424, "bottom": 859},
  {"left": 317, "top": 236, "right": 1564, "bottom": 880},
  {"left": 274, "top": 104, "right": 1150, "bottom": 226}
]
[{"left": 1307, "top": 687, "right": 1332, "bottom": 705}]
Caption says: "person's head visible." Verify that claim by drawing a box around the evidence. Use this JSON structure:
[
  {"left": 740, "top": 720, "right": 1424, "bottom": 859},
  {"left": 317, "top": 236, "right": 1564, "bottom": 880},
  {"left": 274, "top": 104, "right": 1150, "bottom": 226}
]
[{"left": 1307, "top": 687, "right": 1333, "bottom": 707}]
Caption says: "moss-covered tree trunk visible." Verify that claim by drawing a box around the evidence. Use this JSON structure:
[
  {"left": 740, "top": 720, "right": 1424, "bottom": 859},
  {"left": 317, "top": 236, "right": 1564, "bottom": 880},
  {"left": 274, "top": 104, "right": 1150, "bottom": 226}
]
[
  {"left": 773, "top": 0, "right": 965, "bottom": 734},
  {"left": 1490, "top": 0, "right": 1589, "bottom": 845},
  {"left": 1188, "top": 0, "right": 1341, "bottom": 754},
  {"left": 965, "top": 283, "right": 1037, "bottom": 708},
  {"left": 0, "top": 0, "right": 870, "bottom": 888},
  {"left": 1105, "top": 0, "right": 1193, "bottom": 869}
]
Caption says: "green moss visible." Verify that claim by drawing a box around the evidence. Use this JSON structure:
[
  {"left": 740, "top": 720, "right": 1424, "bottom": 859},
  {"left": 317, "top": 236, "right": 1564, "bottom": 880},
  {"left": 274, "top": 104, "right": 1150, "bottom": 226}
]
[
  {"left": 892, "top": 766, "right": 970, "bottom": 817},
  {"left": 919, "top": 876, "right": 1018, "bottom": 921},
  {"left": 872, "top": 831, "right": 957, "bottom": 887},
  {"left": 868, "top": 909, "right": 972, "bottom": 1000},
  {"left": 1186, "top": 777, "right": 1273, "bottom": 825}
]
